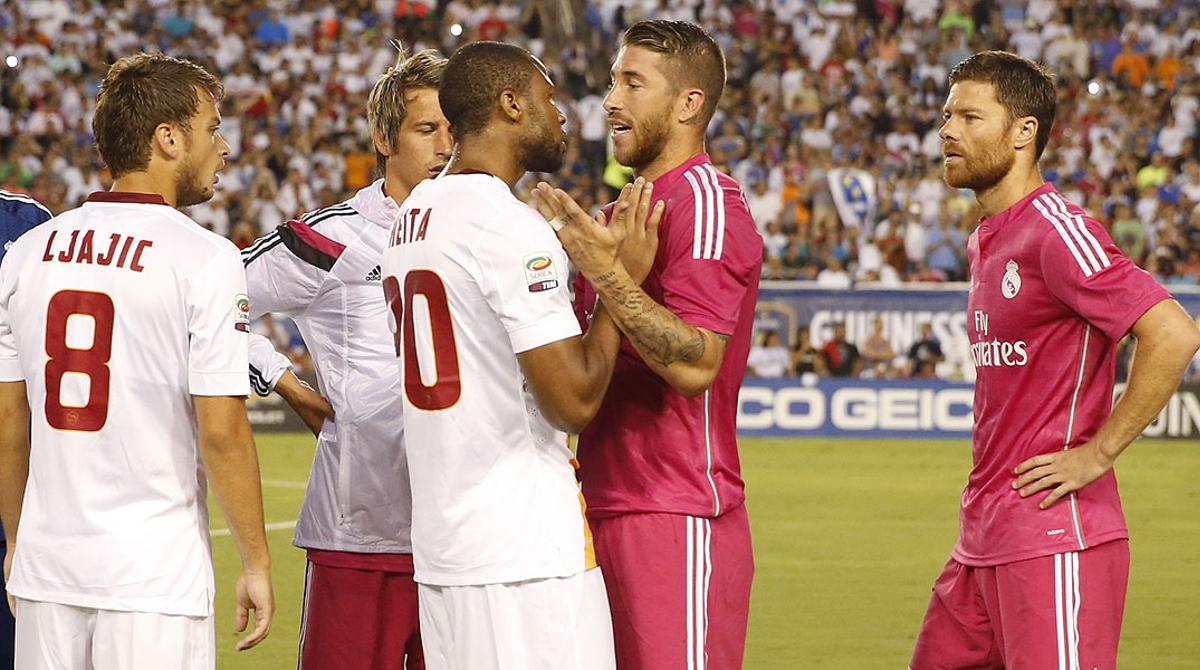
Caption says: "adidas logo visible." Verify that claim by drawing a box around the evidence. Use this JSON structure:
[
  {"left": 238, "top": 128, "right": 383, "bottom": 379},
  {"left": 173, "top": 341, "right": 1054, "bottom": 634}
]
[{"left": 365, "top": 265, "right": 381, "bottom": 281}]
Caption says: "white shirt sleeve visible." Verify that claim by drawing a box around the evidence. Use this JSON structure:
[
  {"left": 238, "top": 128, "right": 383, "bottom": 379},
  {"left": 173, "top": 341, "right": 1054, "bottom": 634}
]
[
  {"left": 247, "top": 331, "right": 291, "bottom": 397},
  {"left": 240, "top": 227, "right": 324, "bottom": 320},
  {"left": 0, "top": 257, "right": 21, "bottom": 382},
  {"left": 187, "top": 243, "right": 252, "bottom": 396},
  {"left": 472, "top": 205, "right": 581, "bottom": 354}
]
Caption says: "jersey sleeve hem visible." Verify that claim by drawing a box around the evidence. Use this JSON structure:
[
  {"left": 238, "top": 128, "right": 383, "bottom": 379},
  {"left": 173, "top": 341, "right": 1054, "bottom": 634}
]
[
  {"left": 189, "top": 370, "right": 252, "bottom": 396},
  {"left": 1103, "top": 287, "right": 1171, "bottom": 341},
  {"left": 0, "top": 357, "right": 22, "bottom": 381},
  {"left": 509, "top": 314, "right": 583, "bottom": 354},
  {"left": 673, "top": 309, "right": 737, "bottom": 337}
]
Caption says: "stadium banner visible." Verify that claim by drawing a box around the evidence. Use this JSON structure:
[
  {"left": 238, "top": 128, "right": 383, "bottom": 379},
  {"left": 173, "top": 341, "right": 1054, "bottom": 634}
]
[
  {"left": 754, "top": 284, "right": 1200, "bottom": 383},
  {"left": 737, "top": 379, "right": 1200, "bottom": 441},
  {"left": 737, "top": 378, "right": 975, "bottom": 438}
]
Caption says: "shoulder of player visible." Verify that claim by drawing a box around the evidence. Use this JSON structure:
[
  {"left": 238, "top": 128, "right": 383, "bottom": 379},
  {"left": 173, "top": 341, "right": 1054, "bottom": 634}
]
[
  {"left": 296, "top": 201, "right": 365, "bottom": 244},
  {"left": 241, "top": 202, "right": 362, "bottom": 267},
  {"left": 659, "top": 164, "right": 759, "bottom": 255},
  {"left": 663, "top": 164, "right": 751, "bottom": 216},
  {"left": 1026, "top": 191, "right": 1115, "bottom": 276},
  {"left": 0, "top": 190, "right": 52, "bottom": 225}
]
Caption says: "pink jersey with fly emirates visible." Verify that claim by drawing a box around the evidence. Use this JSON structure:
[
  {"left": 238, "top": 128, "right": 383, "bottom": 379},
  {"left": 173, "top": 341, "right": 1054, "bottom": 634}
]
[
  {"left": 956, "top": 183, "right": 1169, "bottom": 566},
  {"left": 573, "top": 153, "right": 762, "bottom": 519}
]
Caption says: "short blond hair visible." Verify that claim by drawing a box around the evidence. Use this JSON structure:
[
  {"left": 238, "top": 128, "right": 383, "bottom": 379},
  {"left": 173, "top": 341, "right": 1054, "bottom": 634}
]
[{"left": 367, "top": 45, "right": 447, "bottom": 174}]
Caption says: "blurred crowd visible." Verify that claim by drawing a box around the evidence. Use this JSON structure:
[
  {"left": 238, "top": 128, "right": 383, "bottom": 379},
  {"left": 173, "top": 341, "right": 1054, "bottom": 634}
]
[
  {"left": 4, "top": 0, "right": 1200, "bottom": 281},
  {"left": 3, "top": 0, "right": 1200, "bottom": 376}
]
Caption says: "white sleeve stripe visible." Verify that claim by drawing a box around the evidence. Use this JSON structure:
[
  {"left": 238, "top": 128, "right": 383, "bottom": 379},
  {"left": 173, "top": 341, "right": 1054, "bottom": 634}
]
[
  {"left": 1033, "top": 197, "right": 1094, "bottom": 277},
  {"left": 697, "top": 167, "right": 717, "bottom": 260},
  {"left": 1042, "top": 195, "right": 1103, "bottom": 273},
  {"left": 684, "top": 170, "right": 706, "bottom": 259},
  {"left": 1039, "top": 195, "right": 1103, "bottom": 274},
  {"left": 0, "top": 190, "right": 51, "bottom": 216},
  {"left": 1049, "top": 193, "right": 1110, "bottom": 268},
  {"left": 701, "top": 164, "right": 726, "bottom": 261}
]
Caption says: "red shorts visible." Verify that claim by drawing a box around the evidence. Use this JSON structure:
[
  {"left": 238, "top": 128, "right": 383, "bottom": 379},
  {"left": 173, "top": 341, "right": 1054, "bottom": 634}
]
[
  {"left": 590, "top": 506, "right": 754, "bottom": 670},
  {"left": 910, "top": 539, "right": 1129, "bottom": 670},
  {"left": 299, "top": 550, "right": 422, "bottom": 670}
]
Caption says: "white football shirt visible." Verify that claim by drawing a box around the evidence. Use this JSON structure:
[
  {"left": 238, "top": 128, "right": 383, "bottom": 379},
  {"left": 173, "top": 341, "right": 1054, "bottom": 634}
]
[
  {"left": 0, "top": 192, "right": 250, "bottom": 617},
  {"left": 381, "top": 173, "right": 589, "bottom": 586}
]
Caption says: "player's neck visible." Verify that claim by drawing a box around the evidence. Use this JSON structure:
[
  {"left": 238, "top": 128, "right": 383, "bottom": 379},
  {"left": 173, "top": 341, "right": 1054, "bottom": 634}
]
[
  {"left": 445, "top": 138, "right": 524, "bottom": 190},
  {"left": 111, "top": 172, "right": 178, "bottom": 207},
  {"left": 974, "top": 164, "right": 1045, "bottom": 219},
  {"left": 634, "top": 136, "right": 706, "bottom": 183},
  {"left": 383, "top": 171, "right": 411, "bottom": 206}
]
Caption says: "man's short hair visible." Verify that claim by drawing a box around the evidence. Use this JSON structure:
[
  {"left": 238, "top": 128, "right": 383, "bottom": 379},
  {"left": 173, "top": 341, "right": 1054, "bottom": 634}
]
[
  {"left": 439, "top": 41, "right": 543, "bottom": 141},
  {"left": 367, "top": 45, "right": 447, "bottom": 174},
  {"left": 622, "top": 20, "right": 726, "bottom": 126},
  {"left": 93, "top": 52, "right": 224, "bottom": 178},
  {"left": 948, "top": 51, "right": 1057, "bottom": 159}
]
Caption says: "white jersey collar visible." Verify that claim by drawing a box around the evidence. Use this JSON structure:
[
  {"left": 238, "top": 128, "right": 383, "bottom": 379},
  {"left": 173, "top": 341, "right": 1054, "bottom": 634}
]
[{"left": 347, "top": 178, "right": 401, "bottom": 229}]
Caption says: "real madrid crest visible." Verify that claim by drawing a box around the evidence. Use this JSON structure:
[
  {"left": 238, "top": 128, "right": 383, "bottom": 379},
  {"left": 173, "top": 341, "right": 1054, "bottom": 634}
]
[{"left": 1002, "top": 260, "right": 1021, "bottom": 299}]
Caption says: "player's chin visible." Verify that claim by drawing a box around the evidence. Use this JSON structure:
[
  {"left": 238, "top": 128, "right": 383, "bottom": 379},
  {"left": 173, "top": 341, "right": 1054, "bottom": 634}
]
[{"left": 942, "top": 164, "right": 971, "bottom": 189}]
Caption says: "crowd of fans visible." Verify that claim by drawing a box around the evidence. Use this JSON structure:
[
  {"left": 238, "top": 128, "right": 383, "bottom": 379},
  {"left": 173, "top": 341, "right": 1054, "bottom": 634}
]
[
  {"left": 746, "top": 320, "right": 948, "bottom": 380},
  {"left": 3, "top": 0, "right": 1199, "bottom": 376}
]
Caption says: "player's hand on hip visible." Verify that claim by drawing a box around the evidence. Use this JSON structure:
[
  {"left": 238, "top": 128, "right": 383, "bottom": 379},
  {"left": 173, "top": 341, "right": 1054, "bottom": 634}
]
[
  {"left": 234, "top": 569, "right": 274, "bottom": 651},
  {"left": 612, "top": 177, "right": 664, "bottom": 284},
  {"left": 533, "top": 181, "right": 625, "bottom": 279},
  {"left": 1012, "top": 443, "right": 1115, "bottom": 509}
]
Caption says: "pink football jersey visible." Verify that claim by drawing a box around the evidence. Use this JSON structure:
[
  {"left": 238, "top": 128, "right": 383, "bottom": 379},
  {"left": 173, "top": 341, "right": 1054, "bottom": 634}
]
[
  {"left": 573, "top": 154, "right": 763, "bottom": 519},
  {"left": 955, "top": 183, "right": 1170, "bottom": 566}
]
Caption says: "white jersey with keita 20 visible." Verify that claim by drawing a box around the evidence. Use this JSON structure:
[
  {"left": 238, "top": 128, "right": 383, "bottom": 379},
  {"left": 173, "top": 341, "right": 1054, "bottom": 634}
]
[
  {"left": 0, "top": 192, "right": 250, "bottom": 617},
  {"left": 380, "top": 172, "right": 592, "bottom": 587}
]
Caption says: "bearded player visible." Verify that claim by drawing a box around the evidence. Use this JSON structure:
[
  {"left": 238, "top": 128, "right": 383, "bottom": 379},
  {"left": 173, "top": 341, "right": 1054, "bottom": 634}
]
[
  {"left": 382, "top": 41, "right": 665, "bottom": 669},
  {"left": 909, "top": 51, "right": 1200, "bottom": 669},
  {"left": 535, "top": 20, "right": 763, "bottom": 670}
]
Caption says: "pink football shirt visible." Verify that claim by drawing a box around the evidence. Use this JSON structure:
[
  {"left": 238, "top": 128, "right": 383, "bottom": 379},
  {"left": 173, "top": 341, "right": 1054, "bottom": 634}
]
[
  {"left": 955, "top": 183, "right": 1170, "bottom": 566},
  {"left": 573, "top": 153, "right": 763, "bottom": 519}
]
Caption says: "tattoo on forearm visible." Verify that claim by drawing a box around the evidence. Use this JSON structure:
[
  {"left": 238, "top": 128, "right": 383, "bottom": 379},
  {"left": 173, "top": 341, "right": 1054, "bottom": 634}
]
[{"left": 593, "top": 272, "right": 708, "bottom": 367}]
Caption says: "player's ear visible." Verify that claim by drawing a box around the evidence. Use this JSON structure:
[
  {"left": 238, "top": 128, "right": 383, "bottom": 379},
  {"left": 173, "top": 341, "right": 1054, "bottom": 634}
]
[
  {"left": 372, "top": 129, "right": 393, "bottom": 159},
  {"left": 153, "top": 122, "right": 183, "bottom": 160},
  {"left": 500, "top": 89, "right": 522, "bottom": 123},
  {"left": 677, "top": 88, "right": 706, "bottom": 126},
  {"left": 1013, "top": 116, "right": 1038, "bottom": 152}
]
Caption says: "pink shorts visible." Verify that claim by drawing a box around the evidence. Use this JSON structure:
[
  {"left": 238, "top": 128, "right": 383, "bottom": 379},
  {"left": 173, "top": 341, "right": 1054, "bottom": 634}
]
[
  {"left": 910, "top": 539, "right": 1129, "bottom": 670},
  {"left": 299, "top": 550, "right": 422, "bottom": 670},
  {"left": 590, "top": 506, "right": 754, "bottom": 670}
]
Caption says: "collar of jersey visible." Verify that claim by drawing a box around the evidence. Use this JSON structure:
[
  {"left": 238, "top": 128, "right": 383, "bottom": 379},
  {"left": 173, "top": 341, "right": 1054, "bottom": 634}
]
[
  {"left": 650, "top": 152, "right": 714, "bottom": 192},
  {"left": 979, "top": 181, "right": 1057, "bottom": 229},
  {"left": 86, "top": 191, "right": 168, "bottom": 205},
  {"left": 348, "top": 178, "right": 401, "bottom": 229}
]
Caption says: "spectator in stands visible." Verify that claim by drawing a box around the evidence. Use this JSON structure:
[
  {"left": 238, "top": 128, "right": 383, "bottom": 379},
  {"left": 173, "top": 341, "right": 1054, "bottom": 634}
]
[
  {"left": 747, "top": 330, "right": 792, "bottom": 379},
  {"left": 1112, "top": 202, "right": 1147, "bottom": 263},
  {"left": 926, "top": 214, "right": 965, "bottom": 280},
  {"left": 1112, "top": 35, "right": 1150, "bottom": 89},
  {"left": 820, "top": 322, "right": 863, "bottom": 378},
  {"left": 861, "top": 316, "right": 897, "bottom": 378},
  {"left": 816, "top": 255, "right": 853, "bottom": 289},
  {"left": 791, "top": 326, "right": 821, "bottom": 377},
  {"left": 907, "top": 323, "right": 945, "bottom": 378}
]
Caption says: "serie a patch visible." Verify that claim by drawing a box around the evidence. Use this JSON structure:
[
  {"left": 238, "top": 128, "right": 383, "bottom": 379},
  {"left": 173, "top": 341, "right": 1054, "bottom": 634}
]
[
  {"left": 523, "top": 252, "right": 559, "bottom": 292},
  {"left": 234, "top": 293, "right": 251, "bottom": 331}
]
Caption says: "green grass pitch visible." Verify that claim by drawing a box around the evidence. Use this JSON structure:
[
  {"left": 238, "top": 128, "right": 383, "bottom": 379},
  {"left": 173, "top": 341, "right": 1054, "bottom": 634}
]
[{"left": 209, "top": 435, "right": 1200, "bottom": 668}]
